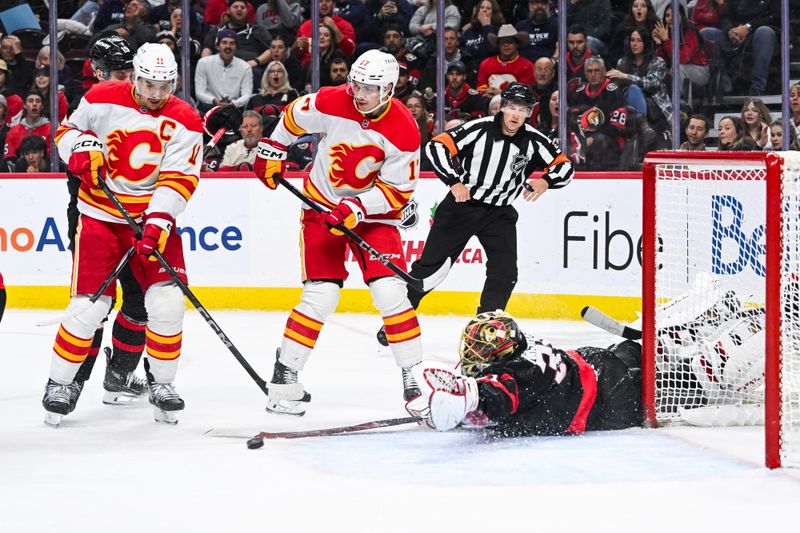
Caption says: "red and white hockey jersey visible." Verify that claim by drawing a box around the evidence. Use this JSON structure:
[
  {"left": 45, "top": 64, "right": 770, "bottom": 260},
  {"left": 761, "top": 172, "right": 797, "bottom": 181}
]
[
  {"left": 55, "top": 81, "right": 203, "bottom": 224},
  {"left": 270, "top": 85, "right": 421, "bottom": 223}
]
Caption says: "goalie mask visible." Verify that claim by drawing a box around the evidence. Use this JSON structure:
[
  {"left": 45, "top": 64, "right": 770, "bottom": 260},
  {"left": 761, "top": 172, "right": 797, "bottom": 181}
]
[{"left": 458, "top": 311, "right": 523, "bottom": 377}]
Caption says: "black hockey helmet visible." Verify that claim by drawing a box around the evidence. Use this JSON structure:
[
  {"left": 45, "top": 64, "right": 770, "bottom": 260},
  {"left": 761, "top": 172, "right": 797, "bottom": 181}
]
[
  {"left": 91, "top": 35, "right": 135, "bottom": 73},
  {"left": 458, "top": 311, "right": 524, "bottom": 377},
  {"left": 500, "top": 82, "right": 535, "bottom": 109}
]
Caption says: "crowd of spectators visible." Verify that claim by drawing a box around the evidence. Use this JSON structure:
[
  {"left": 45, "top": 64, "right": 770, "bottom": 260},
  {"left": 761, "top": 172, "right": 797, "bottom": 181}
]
[{"left": 0, "top": 0, "right": 794, "bottom": 172}]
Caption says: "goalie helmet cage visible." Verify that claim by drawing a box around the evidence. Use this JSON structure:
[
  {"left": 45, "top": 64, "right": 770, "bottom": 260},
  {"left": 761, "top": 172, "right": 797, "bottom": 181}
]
[{"left": 642, "top": 151, "right": 800, "bottom": 469}]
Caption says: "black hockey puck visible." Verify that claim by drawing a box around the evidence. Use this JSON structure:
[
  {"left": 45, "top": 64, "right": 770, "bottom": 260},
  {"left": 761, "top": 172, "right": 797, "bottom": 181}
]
[{"left": 246, "top": 437, "right": 264, "bottom": 449}]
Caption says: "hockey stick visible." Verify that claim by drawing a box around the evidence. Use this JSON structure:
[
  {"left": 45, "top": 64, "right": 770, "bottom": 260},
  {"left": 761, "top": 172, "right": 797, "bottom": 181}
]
[
  {"left": 95, "top": 178, "right": 270, "bottom": 396},
  {"left": 36, "top": 247, "right": 136, "bottom": 327},
  {"left": 232, "top": 416, "right": 421, "bottom": 448},
  {"left": 276, "top": 176, "right": 451, "bottom": 292},
  {"left": 203, "top": 126, "right": 226, "bottom": 158},
  {"left": 581, "top": 306, "right": 642, "bottom": 340}
]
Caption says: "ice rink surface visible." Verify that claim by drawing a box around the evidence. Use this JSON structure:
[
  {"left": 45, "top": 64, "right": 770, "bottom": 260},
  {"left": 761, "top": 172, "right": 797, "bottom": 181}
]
[{"left": 2, "top": 309, "right": 800, "bottom": 532}]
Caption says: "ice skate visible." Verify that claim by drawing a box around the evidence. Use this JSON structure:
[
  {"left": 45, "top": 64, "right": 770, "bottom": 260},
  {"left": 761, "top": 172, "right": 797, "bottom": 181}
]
[
  {"left": 148, "top": 381, "right": 184, "bottom": 425},
  {"left": 67, "top": 380, "right": 85, "bottom": 414},
  {"left": 43, "top": 379, "right": 71, "bottom": 427},
  {"left": 102, "top": 347, "right": 147, "bottom": 405},
  {"left": 402, "top": 366, "right": 421, "bottom": 401},
  {"left": 266, "top": 349, "right": 310, "bottom": 416},
  {"left": 376, "top": 326, "right": 389, "bottom": 347}
]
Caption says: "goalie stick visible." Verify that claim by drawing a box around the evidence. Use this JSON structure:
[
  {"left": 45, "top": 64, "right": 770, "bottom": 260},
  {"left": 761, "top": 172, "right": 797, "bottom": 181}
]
[
  {"left": 96, "top": 177, "right": 271, "bottom": 397},
  {"left": 276, "top": 176, "right": 450, "bottom": 292},
  {"left": 581, "top": 306, "right": 642, "bottom": 340}
]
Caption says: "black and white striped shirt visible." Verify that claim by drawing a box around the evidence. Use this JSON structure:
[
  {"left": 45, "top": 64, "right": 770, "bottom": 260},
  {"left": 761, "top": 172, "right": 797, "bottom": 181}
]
[{"left": 425, "top": 115, "right": 574, "bottom": 206}]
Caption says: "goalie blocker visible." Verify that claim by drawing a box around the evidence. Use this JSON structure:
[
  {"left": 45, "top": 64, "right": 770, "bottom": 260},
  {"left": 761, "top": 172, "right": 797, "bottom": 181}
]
[{"left": 414, "top": 312, "right": 643, "bottom": 434}]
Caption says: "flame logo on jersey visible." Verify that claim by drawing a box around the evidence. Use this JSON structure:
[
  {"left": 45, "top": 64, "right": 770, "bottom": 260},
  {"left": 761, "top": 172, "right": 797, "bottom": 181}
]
[
  {"left": 106, "top": 129, "right": 163, "bottom": 183},
  {"left": 328, "top": 143, "right": 385, "bottom": 190}
]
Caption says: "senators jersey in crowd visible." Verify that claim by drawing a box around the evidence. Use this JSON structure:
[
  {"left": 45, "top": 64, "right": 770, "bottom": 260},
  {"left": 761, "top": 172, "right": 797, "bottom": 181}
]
[
  {"left": 567, "top": 79, "right": 630, "bottom": 145},
  {"left": 475, "top": 335, "right": 642, "bottom": 436},
  {"left": 270, "top": 85, "right": 421, "bottom": 224},
  {"left": 55, "top": 81, "right": 203, "bottom": 224}
]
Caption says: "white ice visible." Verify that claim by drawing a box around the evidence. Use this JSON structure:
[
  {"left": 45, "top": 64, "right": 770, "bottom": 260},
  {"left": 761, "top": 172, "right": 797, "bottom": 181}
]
[{"left": 2, "top": 310, "right": 800, "bottom": 532}]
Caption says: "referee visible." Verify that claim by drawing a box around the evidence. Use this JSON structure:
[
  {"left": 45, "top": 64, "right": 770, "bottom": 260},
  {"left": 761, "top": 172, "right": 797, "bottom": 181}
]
[{"left": 379, "top": 83, "right": 573, "bottom": 345}]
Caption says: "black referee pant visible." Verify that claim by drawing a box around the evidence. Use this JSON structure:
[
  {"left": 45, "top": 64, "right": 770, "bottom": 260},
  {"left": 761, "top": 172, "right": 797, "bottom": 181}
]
[{"left": 408, "top": 192, "right": 518, "bottom": 313}]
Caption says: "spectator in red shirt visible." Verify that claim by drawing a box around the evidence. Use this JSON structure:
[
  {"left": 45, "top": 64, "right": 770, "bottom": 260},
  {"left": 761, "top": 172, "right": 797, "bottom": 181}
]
[
  {"left": 3, "top": 91, "right": 51, "bottom": 162},
  {"left": 477, "top": 24, "right": 534, "bottom": 98},
  {"left": 292, "top": 0, "right": 356, "bottom": 65},
  {"left": 204, "top": 0, "right": 257, "bottom": 25}
]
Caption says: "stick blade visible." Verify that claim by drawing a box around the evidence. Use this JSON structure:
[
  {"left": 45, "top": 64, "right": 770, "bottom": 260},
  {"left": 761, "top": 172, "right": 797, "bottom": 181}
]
[
  {"left": 421, "top": 258, "right": 452, "bottom": 292},
  {"left": 581, "top": 306, "right": 642, "bottom": 340}
]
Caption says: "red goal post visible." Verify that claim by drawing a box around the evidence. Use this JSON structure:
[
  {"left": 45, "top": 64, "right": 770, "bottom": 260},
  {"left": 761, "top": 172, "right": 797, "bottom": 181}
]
[{"left": 642, "top": 151, "right": 800, "bottom": 469}]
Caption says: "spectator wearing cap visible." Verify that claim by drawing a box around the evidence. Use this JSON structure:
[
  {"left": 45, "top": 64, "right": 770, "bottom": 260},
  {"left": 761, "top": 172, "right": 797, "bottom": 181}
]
[
  {"left": 0, "top": 35, "right": 33, "bottom": 95},
  {"left": 31, "top": 68, "right": 68, "bottom": 123},
  {"left": 371, "top": 0, "right": 415, "bottom": 40},
  {"left": 255, "top": 0, "right": 303, "bottom": 42},
  {"left": 4, "top": 91, "right": 51, "bottom": 163},
  {"left": 203, "top": 0, "right": 272, "bottom": 75},
  {"left": 461, "top": 0, "right": 504, "bottom": 67},
  {"left": 16, "top": 135, "right": 50, "bottom": 173},
  {"left": 443, "top": 60, "right": 487, "bottom": 120},
  {"left": 408, "top": 0, "right": 461, "bottom": 39},
  {"left": 419, "top": 27, "right": 477, "bottom": 91},
  {"left": 393, "top": 61, "right": 414, "bottom": 100},
  {"left": 515, "top": 0, "right": 558, "bottom": 63},
  {"left": 105, "top": 0, "right": 158, "bottom": 50},
  {"left": 478, "top": 24, "right": 535, "bottom": 98},
  {"left": 195, "top": 28, "right": 254, "bottom": 112},
  {"left": 381, "top": 24, "right": 424, "bottom": 88},
  {"left": 204, "top": 0, "right": 257, "bottom": 26},
  {"left": 0, "top": 61, "right": 23, "bottom": 125},
  {"left": 292, "top": 0, "right": 356, "bottom": 66}
]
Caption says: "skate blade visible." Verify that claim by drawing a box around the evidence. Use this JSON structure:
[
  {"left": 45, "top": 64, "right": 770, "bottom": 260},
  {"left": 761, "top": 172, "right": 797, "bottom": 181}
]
[
  {"left": 44, "top": 412, "right": 63, "bottom": 428},
  {"left": 153, "top": 406, "right": 179, "bottom": 425},
  {"left": 265, "top": 399, "right": 307, "bottom": 416},
  {"left": 102, "top": 390, "right": 144, "bottom": 405}
]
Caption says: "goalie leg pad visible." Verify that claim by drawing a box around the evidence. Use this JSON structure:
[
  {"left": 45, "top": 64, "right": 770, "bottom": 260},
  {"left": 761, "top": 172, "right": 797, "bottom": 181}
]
[
  {"left": 279, "top": 281, "right": 340, "bottom": 371},
  {"left": 50, "top": 295, "right": 113, "bottom": 384},
  {"left": 143, "top": 282, "right": 184, "bottom": 383},
  {"left": 370, "top": 276, "right": 422, "bottom": 368}
]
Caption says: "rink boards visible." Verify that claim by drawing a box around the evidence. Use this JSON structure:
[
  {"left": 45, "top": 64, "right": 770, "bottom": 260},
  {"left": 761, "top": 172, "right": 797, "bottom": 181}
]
[{"left": 3, "top": 172, "right": 648, "bottom": 319}]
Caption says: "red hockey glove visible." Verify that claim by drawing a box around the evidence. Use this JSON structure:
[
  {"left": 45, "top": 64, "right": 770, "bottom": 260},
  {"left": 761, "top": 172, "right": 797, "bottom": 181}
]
[
  {"left": 253, "top": 138, "right": 287, "bottom": 190},
  {"left": 134, "top": 212, "right": 174, "bottom": 261},
  {"left": 68, "top": 132, "right": 107, "bottom": 187},
  {"left": 322, "top": 197, "right": 365, "bottom": 236}
]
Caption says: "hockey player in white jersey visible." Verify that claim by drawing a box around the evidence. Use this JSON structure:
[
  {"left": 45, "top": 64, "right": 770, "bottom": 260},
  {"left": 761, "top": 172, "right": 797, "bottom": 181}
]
[
  {"left": 253, "top": 49, "right": 425, "bottom": 416},
  {"left": 42, "top": 43, "right": 203, "bottom": 426}
]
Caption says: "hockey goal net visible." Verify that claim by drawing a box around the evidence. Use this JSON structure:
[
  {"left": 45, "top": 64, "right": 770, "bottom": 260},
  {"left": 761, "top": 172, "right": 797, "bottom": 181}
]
[{"left": 642, "top": 151, "right": 800, "bottom": 468}]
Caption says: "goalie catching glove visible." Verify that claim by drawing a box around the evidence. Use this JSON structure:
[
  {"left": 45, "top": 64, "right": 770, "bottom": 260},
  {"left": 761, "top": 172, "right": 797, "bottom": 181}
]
[
  {"left": 68, "top": 132, "right": 107, "bottom": 187},
  {"left": 322, "top": 197, "right": 365, "bottom": 236},
  {"left": 134, "top": 212, "right": 174, "bottom": 260},
  {"left": 254, "top": 138, "right": 287, "bottom": 189}
]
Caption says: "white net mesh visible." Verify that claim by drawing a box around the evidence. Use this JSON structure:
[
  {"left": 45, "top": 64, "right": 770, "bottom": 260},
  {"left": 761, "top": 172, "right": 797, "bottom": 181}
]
[{"left": 649, "top": 153, "right": 800, "bottom": 467}]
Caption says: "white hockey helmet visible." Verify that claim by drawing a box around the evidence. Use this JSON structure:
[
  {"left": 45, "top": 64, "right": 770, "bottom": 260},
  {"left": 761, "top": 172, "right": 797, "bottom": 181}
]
[
  {"left": 133, "top": 43, "right": 178, "bottom": 83},
  {"left": 347, "top": 49, "right": 399, "bottom": 112}
]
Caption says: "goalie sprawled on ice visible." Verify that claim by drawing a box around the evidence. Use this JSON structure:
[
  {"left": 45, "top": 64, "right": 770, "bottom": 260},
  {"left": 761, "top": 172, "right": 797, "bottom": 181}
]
[{"left": 413, "top": 275, "right": 770, "bottom": 434}]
